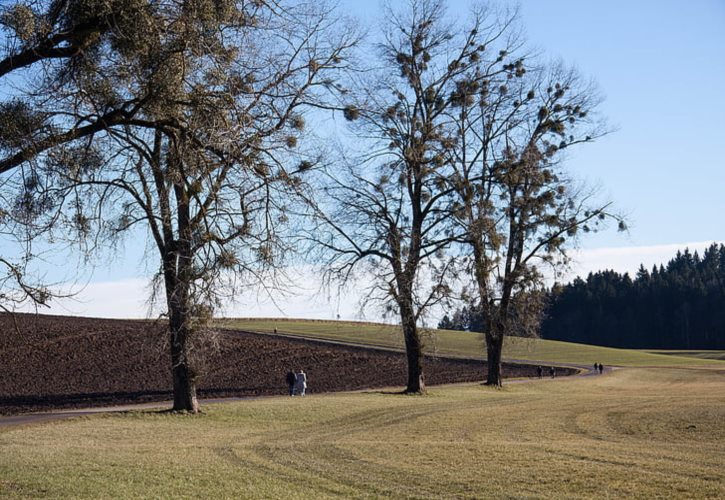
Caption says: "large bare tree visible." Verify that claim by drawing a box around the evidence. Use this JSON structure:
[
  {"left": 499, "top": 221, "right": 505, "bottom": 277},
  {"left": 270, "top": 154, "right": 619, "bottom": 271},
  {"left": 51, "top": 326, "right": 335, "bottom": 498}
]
[
  {"left": 443, "top": 51, "right": 621, "bottom": 385},
  {"left": 310, "top": 0, "right": 621, "bottom": 390},
  {"left": 305, "top": 0, "right": 524, "bottom": 393},
  {"left": 2, "top": 0, "right": 357, "bottom": 411}
]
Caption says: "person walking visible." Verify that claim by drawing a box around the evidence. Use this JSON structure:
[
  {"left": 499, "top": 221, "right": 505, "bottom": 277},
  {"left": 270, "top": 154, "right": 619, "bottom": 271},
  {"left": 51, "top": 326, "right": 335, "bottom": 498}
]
[
  {"left": 593, "top": 362, "right": 598, "bottom": 373},
  {"left": 537, "top": 366, "right": 543, "bottom": 379},
  {"left": 549, "top": 366, "right": 556, "bottom": 378},
  {"left": 286, "top": 370, "right": 296, "bottom": 396},
  {"left": 598, "top": 363, "right": 604, "bottom": 374},
  {"left": 295, "top": 369, "right": 307, "bottom": 397}
]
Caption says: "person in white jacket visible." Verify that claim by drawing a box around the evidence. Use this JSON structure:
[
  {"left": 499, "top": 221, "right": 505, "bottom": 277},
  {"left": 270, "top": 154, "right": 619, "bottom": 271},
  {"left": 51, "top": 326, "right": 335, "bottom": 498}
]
[{"left": 295, "top": 369, "right": 307, "bottom": 396}]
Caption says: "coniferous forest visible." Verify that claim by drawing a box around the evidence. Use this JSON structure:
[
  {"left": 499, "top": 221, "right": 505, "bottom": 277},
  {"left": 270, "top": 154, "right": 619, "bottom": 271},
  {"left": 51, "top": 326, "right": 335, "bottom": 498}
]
[{"left": 440, "top": 244, "right": 725, "bottom": 349}]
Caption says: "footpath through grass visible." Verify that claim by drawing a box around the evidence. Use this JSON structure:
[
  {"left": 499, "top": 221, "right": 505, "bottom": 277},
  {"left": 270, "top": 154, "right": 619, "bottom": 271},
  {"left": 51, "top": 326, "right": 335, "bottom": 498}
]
[
  {"left": 2, "top": 367, "right": 724, "bottom": 498},
  {"left": 221, "top": 318, "right": 725, "bottom": 368}
]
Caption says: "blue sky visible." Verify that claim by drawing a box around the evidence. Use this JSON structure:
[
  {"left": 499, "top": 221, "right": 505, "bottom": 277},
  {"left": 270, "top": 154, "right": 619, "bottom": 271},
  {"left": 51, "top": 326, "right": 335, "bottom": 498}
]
[
  {"left": 4, "top": 0, "right": 725, "bottom": 318},
  {"left": 340, "top": 0, "right": 725, "bottom": 248},
  {"left": 519, "top": 0, "right": 725, "bottom": 248}
]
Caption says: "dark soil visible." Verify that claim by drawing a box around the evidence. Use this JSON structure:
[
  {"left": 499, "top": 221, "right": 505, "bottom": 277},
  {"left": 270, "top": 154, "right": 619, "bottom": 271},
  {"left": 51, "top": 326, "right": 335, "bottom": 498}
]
[{"left": 0, "top": 313, "right": 573, "bottom": 415}]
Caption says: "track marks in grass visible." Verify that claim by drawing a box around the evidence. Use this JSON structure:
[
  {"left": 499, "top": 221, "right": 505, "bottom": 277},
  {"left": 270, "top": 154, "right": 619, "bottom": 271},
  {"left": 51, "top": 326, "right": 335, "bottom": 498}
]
[
  {"left": 250, "top": 441, "right": 458, "bottom": 499},
  {"left": 276, "top": 403, "right": 446, "bottom": 442},
  {"left": 2, "top": 367, "right": 724, "bottom": 498},
  {"left": 230, "top": 397, "right": 498, "bottom": 498},
  {"left": 543, "top": 445, "right": 724, "bottom": 495},
  {"left": 212, "top": 445, "right": 356, "bottom": 498}
]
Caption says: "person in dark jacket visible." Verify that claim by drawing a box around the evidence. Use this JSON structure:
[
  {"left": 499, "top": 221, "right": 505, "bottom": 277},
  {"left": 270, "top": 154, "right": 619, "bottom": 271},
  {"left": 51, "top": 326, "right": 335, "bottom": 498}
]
[
  {"left": 286, "top": 370, "right": 296, "bottom": 396},
  {"left": 549, "top": 366, "right": 556, "bottom": 378},
  {"left": 598, "top": 363, "right": 604, "bottom": 374},
  {"left": 537, "top": 366, "right": 543, "bottom": 379}
]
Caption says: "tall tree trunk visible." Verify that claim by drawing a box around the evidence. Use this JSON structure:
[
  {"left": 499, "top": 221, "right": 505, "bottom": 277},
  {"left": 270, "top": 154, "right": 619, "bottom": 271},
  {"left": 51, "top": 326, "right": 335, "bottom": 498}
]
[
  {"left": 485, "top": 331, "right": 503, "bottom": 387},
  {"left": 472, "top": 244, "right": 500, "bottom": 386},
  {"left": 399, "top": 293, "right": 425, "bottom": 393},
  {"left": 402, "top": 314, "right": 425, "bottom": 394},
  {"left": 164, "top": 251, "right": 199, "bottom": 413},
  {"left": 164, "top": 159, "right": 199, "bottom": 413},
  {"left": 170, "top": 312, "right": 199, "bottom": 413}
]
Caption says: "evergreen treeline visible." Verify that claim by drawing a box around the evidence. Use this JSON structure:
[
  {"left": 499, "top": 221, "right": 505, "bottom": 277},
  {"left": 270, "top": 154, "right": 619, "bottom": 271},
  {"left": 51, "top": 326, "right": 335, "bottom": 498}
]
[
  {"left": 440, "top": 244, "right": 725, "bottom": 349},
  {"left": 542, "top": 244, "right": 725, "bottom": 349}
]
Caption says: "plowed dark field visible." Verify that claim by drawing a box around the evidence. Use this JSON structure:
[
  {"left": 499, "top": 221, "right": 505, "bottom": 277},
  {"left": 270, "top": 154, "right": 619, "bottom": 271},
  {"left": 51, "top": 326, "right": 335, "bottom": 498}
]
[{"left": 0, "top": 313, "right": 561, "bottom": 415}]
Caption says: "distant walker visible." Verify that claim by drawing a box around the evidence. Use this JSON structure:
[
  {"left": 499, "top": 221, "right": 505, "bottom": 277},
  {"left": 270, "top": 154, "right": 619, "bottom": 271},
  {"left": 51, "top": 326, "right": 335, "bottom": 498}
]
[
  {"left": 286, "top": 370, "right": 296, "bottom": 396},
  {"left": 295, "top": 369, "right": 307, "bottom": 396}
]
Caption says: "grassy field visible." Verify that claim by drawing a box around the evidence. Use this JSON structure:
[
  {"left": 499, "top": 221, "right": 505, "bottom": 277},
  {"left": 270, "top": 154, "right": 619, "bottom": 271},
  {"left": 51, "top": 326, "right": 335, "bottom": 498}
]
[
  {"left": 220, "top": 318, "right": 725, "bottom": 368},
  {"left": 645, "top": 350, "right": 725, "bottom": 361},
  {"left": 2, "top": 367, "right": 724, "bottom": 498}
]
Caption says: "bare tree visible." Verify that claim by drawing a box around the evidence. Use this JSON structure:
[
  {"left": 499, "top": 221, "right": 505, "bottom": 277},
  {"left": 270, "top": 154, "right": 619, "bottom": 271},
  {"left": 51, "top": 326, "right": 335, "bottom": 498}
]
[
  {"left": 0, "top": 0, "right": 158, "bottom": 175},
  {"left": 444, "top": 52, "right": 622, "bottom": 385},
  {"left": 305, "top": 0, "right": 523, "bottom": 393},
  {"left": 3, "top": 0, "right": 357, "bottom": 411},
  {"left": 309, "top": 0, "right": 622, "bottom": 390}
]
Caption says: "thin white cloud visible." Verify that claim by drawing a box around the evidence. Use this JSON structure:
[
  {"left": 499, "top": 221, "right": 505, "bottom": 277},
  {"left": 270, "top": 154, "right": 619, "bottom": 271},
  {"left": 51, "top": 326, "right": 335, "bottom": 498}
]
[
  {"left": 38, "top": 278, "right": 152, "bottom": 319},
  {"left": 567, "top": 240, "right": 723, "bottom": 280},
  {"left": 29, "top": 240, "right": 723, "bottom": 321}
]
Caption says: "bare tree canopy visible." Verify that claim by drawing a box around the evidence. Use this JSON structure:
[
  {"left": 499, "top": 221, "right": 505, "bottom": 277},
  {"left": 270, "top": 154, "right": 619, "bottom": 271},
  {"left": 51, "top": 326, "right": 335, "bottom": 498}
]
[
  {"left": 0, "top": 0, "right": 158, "bottom": 175},
  {"left": 306, "top": 0, "right": 621, "bottom": 390},
  {"left": 0, "top": 0, "right": 130, "bottom": 309},
  {"left": 443, "top": 49, "right": 622, "bottom": 386},
  {"left": 0, "top": 0, "right": 115, "bottom": 79},
  {"left": 1, "top": 0, "right": 358, "bottom": 411},
  {"left": 305, "top": 0, "right": 522, "bottom": 393},
  {"left": 1, "top": 0, "right": 621, "bottom": 401}
]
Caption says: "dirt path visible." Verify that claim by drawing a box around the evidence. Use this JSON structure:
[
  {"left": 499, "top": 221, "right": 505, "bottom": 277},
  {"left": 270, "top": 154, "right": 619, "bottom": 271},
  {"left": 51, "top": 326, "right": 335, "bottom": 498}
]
[
  {"left": 0, "top": 364, "right": 599, "bottom": 431},
  {"left": 0, "top": 397, "right": 263, "bottom": 428},
  {"left": 1, "top": 370, "right": 602, "bottom": 429}
]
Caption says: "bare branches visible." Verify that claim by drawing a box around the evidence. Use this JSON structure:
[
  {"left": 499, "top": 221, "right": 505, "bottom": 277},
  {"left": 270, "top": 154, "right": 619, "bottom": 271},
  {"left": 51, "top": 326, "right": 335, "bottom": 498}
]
[
  {"left": 0, "top": 0, "right": 359, "bottom": 411},
  {"left": 304, "top": 1, "right": 621, "bottom": 389},
  {"left": 306, "top": 0, "right": 531, "bottom": 392},
  {"left": 437, "top": 31, "right": 622, "bottom": 385},
  {"left": 0, "top": 256, "right": 50, "bottom": 312}
]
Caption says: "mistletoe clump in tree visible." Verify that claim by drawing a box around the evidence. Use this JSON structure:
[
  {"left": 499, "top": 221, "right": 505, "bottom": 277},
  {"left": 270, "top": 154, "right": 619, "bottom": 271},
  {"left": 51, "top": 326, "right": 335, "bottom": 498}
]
[
  {"left": 0, "top": 0, "right": 139, "bottom": 309},
  {"left": 310, "top": 0, "right": 621, "bottom": 390}
]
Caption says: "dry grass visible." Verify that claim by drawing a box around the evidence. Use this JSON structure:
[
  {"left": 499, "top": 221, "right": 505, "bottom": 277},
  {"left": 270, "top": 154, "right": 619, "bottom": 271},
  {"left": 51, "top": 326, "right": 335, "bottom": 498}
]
[{"left": 2, "top": 367, "right": 724, "bottom": 498}]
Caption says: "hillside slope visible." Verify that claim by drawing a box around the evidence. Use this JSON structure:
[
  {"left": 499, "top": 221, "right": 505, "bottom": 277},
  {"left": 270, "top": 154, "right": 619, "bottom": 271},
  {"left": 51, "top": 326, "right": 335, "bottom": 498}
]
[
  {"left": 0, "top": 313, "right": 549, "bottom": 414},
  {"left": 222, "top": 318, "right": 725, "bottom": 367}
]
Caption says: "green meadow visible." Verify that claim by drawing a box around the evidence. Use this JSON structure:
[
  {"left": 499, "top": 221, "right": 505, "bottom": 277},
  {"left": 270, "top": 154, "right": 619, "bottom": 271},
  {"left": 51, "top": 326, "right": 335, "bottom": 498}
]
[
  {"left": 645, "top": 350, "right": 725, "bottom": 361},
  {"left": 221, "top": 318, "right": 724, "bottom": 368}
]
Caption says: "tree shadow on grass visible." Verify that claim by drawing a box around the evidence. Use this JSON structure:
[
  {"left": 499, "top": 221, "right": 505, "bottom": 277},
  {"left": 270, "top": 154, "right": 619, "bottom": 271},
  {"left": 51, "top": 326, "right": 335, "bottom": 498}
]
[{"left": 359, "top": 389, "right": 427, "bottom": 396}]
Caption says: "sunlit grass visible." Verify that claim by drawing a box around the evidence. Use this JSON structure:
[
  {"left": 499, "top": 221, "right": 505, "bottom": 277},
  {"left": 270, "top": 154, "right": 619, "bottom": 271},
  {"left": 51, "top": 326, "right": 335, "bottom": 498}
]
[
  {"left": 2, "top": 367, "right": 723, "bottom": 498},
  {"left": 645, "top": 350, "right": 725, "bottom": 361},
  {"left": 220, "top": 318, "right": 725, "bottom": 368}
]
